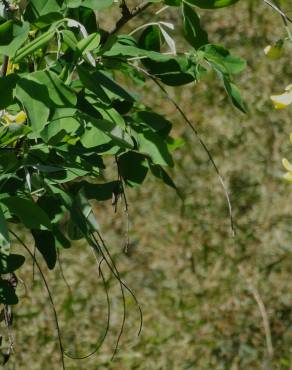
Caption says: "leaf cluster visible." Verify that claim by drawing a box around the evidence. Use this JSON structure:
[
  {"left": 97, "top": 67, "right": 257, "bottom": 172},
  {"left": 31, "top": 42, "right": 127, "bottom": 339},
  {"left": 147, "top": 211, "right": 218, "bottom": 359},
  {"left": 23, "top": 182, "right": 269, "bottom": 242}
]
[{"left": 0, "top": 0, "right": 245, "bottom": 342}]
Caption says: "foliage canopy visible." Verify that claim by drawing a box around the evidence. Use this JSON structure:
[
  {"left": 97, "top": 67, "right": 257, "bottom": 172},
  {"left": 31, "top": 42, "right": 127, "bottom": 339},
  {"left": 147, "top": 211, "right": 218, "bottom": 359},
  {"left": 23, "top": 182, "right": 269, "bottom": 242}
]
[{"left": 3, "top": 0, "right": 290, "bottom": 366}]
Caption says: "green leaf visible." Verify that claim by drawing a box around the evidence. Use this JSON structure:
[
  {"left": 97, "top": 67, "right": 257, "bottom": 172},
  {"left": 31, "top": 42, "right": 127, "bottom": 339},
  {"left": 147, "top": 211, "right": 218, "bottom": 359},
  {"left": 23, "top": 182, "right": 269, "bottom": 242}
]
[
  {"left": 185, "top": 0, "right": 241, "bottom": 9},
  {"left": 0, "top": 20, "right": 13, "bottom": 45},
  {"left": 32, "top": 230, "right": 56, "bottom": 270},
  {"left": 41, "top": 108, "right": 80, "bottom": 143},
  {"left": 0, "top": 280, "right": 18, "bottom": 305},
  {"left": 1, "top": 197, "right": 52, "bottom": 230},
  {"left": 0, "top": 74, "right": 19, "bottom": 109},
  {"left": 202, "top": 44, "right": 246, "bottom": 75},
  {"left": 137, "top": 130, "right": 174, "bottom": 167},
  {"left": 67, "top": 191, "right": 98, "bottom": 240},
  {"left": 37, "top": 196, "right": 66, "bottom": 224},
  {"left": 16, "top": 70, "right": 76, "bottom": 133},
  {"left": 15, "top": 76, "right": 50, "bottom": 133},
  {"left": 0, "top": 21, "right": 30, "bottom": 57},
  {"left": 25, "top": 0, "right": 62, "bottom": 20},
  {"left": 67, "top": 0, "right": 113, "bottom": 10},
  {"left": 0, "top": 254, "right": 25, "bottom": 274},
  {"left": 103, "top": 39, "right": 169, "bottom": 60},
  {"left": 182, "top": 3, "right": 208, "bottom": 49},
  {"left": 89, "top": 70, "right": 135, "bottom": 102},
  {"left": 81, "top": 117, "right": 133, "bottom": 149},
  {"left": 54, "top": 226, "right": 71, "bottom": 249},
  {"left": 33, "top": 12, "right": 64, "bottom": 28},
  {"left": 0, "top": 123, "right": 30, "bottom": 148},
  {"left": 135, "top": 111, "right": 172, "bottom": 137},
  {"left": 138, "top": 25, "right": 161, "bottom": 52},
  {"left": 76, "top": 32, "right": 100, "bottom": 54},
  {"left": 77, "top": 66, "right": 111, "bottom": 105},
  {"left": 61, "top": 29, "right": 78, "bottom": 50},
  {"left": 139, "top": 53, "right": 196, "bottom": 86},
  {"left": 81, "top": 123, "right": 112, "bottom": 148},
  {"left": 165, "top": 0, "right": 181, "bottom": 5},
  {"left": 150, "top": 164, "right": 181, "bottom": 195},
  {"left": 223, "top": 78, "right": 247, "bottom": 113},
  {"left": 118, "top": 152, "right": 148, "bottom": 187},
  {"left": 80, "top": 181, "right": 121, "bottom": 201},
  {"left": 14, "top": 29, "right": 55, "bottom": 62},
  {"left": 32, "top": 70, "right": 77, "bottom": 107}
]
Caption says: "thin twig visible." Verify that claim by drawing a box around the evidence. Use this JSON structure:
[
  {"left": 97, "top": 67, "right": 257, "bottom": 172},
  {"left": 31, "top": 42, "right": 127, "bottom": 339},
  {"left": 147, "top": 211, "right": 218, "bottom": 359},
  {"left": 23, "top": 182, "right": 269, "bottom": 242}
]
[
  {"left": 3, "top": 305, "right": 13, "bottom": 362},
  {"left": 10, "top": 231, "right": 66, "bottom": 370},
  {"left": 91, "top": 233, "right": 127, "bottom": 360},
  {"left": 263, "top": 0, "right": 292, "bottom": 23},
  {"left": 128, "top": 63, "right": 236, "bottom": 236},
  {"left": 57, "top": 249, "right": 72, "bottom": 295},
  {"left": 239, "top": 267, "right": 274, "bottom": 366},
  {"left": 92, "top": 231, "right": 143, "bottom": 344},
  {"left": 115, "top": 156, "right": 130, "bottom": 253},
  {"left": 272, "top": 0, "right": 292, "bottom": 39},
  {"left": 63, "top": 254, "right": 111, "bottom": 360},
  {"left": 249, "top": 286, "right": 274, "bottom": 363}
]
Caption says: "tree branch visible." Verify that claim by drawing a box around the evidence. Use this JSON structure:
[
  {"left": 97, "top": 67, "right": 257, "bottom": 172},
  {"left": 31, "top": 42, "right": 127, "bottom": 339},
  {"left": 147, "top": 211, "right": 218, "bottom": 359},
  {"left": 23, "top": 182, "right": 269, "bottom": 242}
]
[
  {"left": 263, "top": 0, "right": 292, "bottom": 24},
  {"left": 108, "top": 1, "right": 152, "bottom": 38},
  {"left": 272, "top": 0, "right": 292, "bottom": 39}
]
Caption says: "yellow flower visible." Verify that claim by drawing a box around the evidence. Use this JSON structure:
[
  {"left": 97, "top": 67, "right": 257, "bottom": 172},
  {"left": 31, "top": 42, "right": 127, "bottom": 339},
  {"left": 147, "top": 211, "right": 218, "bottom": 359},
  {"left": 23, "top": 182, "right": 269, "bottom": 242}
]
[
  {"left": 270, "top": 84, "right": 292, "bottom": 109},
  {"left": 15, "top": 111, "right": 27, "bottom": 124},
  {"left": 264, "top": 44, "right": 283, "bottom": 60},
  {"left": 6, "top": 62, "right": 19, "bottom": 75},
  {"left": 3, "top": 110, "right": 27, "bottom": 125},
  {"left": 282, "top": 158, "right": 292, "bottom": 181}
]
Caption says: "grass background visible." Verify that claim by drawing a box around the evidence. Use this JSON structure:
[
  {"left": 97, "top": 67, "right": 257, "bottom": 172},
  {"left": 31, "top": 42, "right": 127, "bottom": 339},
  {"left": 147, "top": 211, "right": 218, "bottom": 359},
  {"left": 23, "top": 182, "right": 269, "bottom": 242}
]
[{"left": 4, "top": 1, "right": 292, "bottom": 369}]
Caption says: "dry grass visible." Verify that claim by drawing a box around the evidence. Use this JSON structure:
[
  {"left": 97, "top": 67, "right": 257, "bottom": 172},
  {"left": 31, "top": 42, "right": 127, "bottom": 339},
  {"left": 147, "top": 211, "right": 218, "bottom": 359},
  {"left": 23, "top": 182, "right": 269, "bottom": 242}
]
[{"left": 3, "top": 1, "right": 292, "bottom": 369}]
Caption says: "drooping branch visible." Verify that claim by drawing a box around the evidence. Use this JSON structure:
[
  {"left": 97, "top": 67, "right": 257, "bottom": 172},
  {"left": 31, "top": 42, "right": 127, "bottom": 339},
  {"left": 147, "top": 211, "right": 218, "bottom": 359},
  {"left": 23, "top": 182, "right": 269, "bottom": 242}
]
[{"left": 128, "top": 62, "right": 236, "bottom": 237}]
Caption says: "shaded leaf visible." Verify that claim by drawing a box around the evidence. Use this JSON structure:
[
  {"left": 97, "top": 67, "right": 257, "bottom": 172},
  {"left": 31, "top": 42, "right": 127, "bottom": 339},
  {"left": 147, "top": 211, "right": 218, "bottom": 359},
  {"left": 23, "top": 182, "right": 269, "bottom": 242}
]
[
  {"left": 32, "top": 230, "right": 56, "bottom": 270},
  {"left": 118, "top": 151, "right": 148, "bottom": 186},
  {"left": 0, "top": 254, "right": 25, "bottom": 274},
  {"left": 0, "top": 280, "right": 18, "bottom": 305},
  {"left": 1, "top": 197, "right": 51, "bottom": 230},
  {"left": 182, "top": 3, "right": 208, "bottom": 49}
]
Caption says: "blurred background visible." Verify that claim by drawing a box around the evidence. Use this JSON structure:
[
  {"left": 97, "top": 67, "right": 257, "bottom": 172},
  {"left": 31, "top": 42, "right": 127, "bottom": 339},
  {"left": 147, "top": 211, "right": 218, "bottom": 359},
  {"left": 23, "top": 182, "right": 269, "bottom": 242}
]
[{"left": 6, "top": 1, "right": 292, "bottom": 369}]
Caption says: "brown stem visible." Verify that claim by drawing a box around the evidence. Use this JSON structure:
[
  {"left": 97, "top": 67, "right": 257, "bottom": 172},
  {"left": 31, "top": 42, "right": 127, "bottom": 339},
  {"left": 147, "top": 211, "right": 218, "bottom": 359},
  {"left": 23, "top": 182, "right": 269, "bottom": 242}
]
[
  {"left": 108, "top": 1, "right": 152, "bottom": 38},
  {"left": 0, "top": 56, "right": 9, "bottom": 78},
  {"left": 263, "top": 0, "right": 292, "bottom": 24}
]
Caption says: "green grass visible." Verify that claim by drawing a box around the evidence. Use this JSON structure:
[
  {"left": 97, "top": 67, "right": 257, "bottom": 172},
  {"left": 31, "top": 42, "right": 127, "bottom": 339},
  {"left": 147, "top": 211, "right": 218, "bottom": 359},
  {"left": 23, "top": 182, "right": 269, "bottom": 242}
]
[{"left": 4, "top": 1, "right": 292, "bottom": 369}]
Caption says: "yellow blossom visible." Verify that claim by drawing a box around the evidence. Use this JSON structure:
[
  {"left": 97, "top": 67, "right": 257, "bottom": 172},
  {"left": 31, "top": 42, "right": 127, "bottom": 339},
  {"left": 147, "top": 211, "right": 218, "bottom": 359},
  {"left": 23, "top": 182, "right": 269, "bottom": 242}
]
[
  {"left": 270, "top": 84, "right": 292, "bottom": 109},
  {"left": 3, "top": 110, "right": 27, "bottom": 125},
  {"left": 6, "top": 62, "right": 19, "bottom": 75},
  {"left": 15, "top": 111, "right": 27, "bottom": 124},
  {"left": 264, "top": 44, "right": 283, "bottom": 60},
  {"left": 282, "top": 158, "right": 292, "bottom": 181}
]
